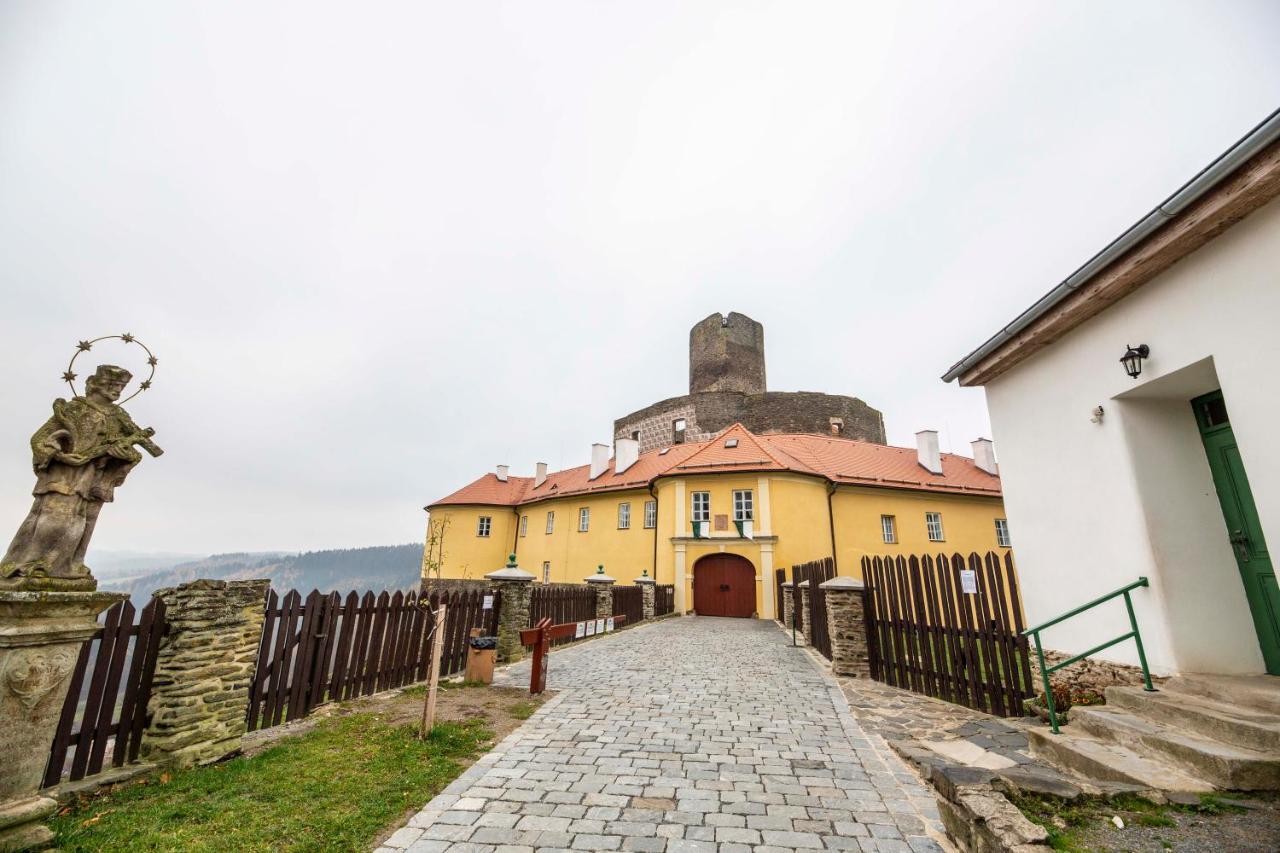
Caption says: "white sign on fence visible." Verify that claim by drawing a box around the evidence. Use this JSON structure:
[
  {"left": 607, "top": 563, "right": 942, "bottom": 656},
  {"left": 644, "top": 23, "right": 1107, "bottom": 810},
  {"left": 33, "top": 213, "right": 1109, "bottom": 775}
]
[
  {"left": 595, "top": 618, "right": 605, "bottom": 634},
  {"left": 586, "top": 620, "right": 597, "bottom": 636},
  {"left": 605, "top": 617, "right": 615, "bottom": 632},
  {"left": 481, "top": 594, "right": 494, "bottom": 610},
  {"left": 960, "top": 569, "right": 978, "bottom": 595},
  {"left": 575, "top": 621, "right": 585, "bottom": 639}
]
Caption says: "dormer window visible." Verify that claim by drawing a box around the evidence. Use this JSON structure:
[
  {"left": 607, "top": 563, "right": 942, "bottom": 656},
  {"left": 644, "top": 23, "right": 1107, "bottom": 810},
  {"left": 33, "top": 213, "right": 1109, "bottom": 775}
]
[
  {"left": 724, "top": 438, "right": 738, "bottom": 448},
  {"left": 830, "top": 417, "right": 844, "bottom": 435}
]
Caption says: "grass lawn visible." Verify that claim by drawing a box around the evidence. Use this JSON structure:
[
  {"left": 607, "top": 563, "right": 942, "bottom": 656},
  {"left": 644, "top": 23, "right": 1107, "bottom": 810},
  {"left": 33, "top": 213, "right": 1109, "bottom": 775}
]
[{"left": 49, "top": 683, "right": 544, "bottom": 852}]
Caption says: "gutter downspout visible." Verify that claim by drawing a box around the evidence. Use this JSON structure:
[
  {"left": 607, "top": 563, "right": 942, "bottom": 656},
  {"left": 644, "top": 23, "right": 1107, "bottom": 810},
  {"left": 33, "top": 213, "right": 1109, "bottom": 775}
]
[
  {"left": 827, "top": 481, "right": 839, "bottom": 575},
  {"left": 511, "top": 507, "right": 520, "bottom": 557},
  {"left": 649, "top": 482, "right": 660, "bottom": 579}
]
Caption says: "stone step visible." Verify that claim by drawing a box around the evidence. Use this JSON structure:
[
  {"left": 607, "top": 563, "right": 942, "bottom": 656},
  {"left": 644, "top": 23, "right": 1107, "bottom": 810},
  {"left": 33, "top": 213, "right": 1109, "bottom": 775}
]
[
  {"left": 1106, "top": 685, "right": 1280, "bottom": 753},
  {"left": 1165, "top": 673, "right": 1280, "bottom": 715},
  {"left": 1025, "top": 725, "right": 1213, "bottom": 792},
  {"left": 1073, "top": 706, "right": 1280, "bottom": 790}
]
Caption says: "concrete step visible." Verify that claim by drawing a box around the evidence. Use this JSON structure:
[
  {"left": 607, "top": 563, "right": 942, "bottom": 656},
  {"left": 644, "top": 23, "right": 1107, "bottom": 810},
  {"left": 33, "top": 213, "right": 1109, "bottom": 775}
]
[
  {"left": 1025, "top": 725, "right": 1213, "bottom": 792},
  {"left": 1106, "top": 685, "right": 1280, "bottom": 753},
  {"left": 1073, "top": 706, "right": 1280, "bottom": 790},
  {"left": 1165, "top": 673, "right": 1280, "bottom": 715}
]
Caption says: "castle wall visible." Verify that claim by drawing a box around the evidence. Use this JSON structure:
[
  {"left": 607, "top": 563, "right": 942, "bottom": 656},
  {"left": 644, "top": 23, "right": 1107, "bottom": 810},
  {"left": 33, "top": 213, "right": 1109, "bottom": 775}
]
[{"left": 689, "top": 312, "right": 766, "bottom": 395}]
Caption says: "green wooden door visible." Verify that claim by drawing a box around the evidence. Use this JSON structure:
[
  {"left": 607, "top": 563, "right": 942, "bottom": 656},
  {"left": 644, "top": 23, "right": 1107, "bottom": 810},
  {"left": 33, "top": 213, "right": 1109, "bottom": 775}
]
[{"left": 1193, "top": 390, "right": 1280, "bottom": 674}]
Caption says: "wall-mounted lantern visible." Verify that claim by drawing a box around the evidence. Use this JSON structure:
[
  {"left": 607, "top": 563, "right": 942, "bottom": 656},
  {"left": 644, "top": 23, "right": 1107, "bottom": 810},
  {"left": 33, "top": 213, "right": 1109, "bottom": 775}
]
[{"left": 1120, "top": 344, "right": 1150, "bottom": 379}]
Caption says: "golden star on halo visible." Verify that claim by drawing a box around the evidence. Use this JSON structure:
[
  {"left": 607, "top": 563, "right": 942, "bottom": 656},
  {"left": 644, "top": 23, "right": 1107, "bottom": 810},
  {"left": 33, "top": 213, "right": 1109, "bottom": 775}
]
[
  {"left": 62, "top": 371, "right": 77, "bottom": 382},
  {"left": 140, "top": 380, "right": 152, "bottom": 390},
  {"left": 76, "top": 340, "right": 92, "bottom": 352},
  {"left": 147, "top": 356, "right": 158, "bottom": 366},
  {"left": 121, "top": 333, "right": 135, "bottom": 343}
]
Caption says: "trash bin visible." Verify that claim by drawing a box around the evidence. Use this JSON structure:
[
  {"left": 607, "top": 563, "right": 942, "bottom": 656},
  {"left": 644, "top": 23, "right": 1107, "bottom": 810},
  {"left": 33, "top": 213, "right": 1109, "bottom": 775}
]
[{"left": 465, "top": 633, "right": 498, "bottom": 683}]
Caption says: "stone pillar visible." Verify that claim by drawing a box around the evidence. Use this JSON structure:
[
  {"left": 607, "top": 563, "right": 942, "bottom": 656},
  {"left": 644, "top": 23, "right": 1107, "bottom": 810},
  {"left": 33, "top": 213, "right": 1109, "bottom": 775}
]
[
  {"left": 585, "top": 565, "right": 615, "bottom": 620},
  {"left": 634, "top": 573, "right": 655, "bottom": 621},
  {"left": 486, "top": 555, "right": 535, "bottom": 664},
  {"left": 821, "top": 576, "right": 871, "bottom": 678},
  {"left": 780, "top": 581, "right": 794, "bottom": 628},
  {"left": 797, "top": 580, "right": 811, "bottom": 645},
  {"left": 141, "top": 579, "right": 268, "bottom": 769},
  {"left": 0, "top": 590, "right": 124, "bottom": 850}
]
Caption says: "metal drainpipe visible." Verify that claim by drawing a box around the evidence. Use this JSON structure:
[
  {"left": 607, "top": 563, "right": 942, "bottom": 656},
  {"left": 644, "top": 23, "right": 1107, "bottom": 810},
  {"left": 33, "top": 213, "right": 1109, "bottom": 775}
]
[
  {"left": 826, "top": 481, "right": 839, "bottom": 575},
  {"left": 511, "top": 507, "right": 520, "bottom": 556},
  {"left": 649, "top": 482, "right": 660, "bottom": 579}
]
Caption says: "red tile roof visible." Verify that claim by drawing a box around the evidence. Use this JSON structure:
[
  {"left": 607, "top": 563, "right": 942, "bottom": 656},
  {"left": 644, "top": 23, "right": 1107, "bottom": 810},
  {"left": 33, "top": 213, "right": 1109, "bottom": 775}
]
[{"left": 426, "top": 424, "right": 1001, "bottom": 509}]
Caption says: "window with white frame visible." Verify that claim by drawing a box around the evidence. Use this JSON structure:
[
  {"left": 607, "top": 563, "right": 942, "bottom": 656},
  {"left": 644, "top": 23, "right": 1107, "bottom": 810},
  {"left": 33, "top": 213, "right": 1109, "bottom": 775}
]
[
  {"left": 519, "top": 515, "right": 528, "bottom": 537},
  {"left": 881, "top": 514, "right": 897, "bottom": 544},
  {"left": 926, "top": 511, "right": 945, "bottom": 542},
  {"left": 578, "top": 507, "right": 590, "bottom": 532},
  {"left": 476, "top": 516, "right": 492, "bottom": 537},
  {"left": 995, "top": 518, "right": 1011, "bottom": 547},
  {"left": 643, "top": 500, "right": 657, "bottom": 529},
  {"left": 545, "top": 511, "right": 555, "bottom": 534},
  {"left": 691, "top": 491, "right": 710, "bottom": 522},
  {"left": 618, "top": 502, "right": 631, "bottom": 529},
  {"left": 733, "top": 489, "right": 754, "bottom": 521},
  {"left": 542, "top": 561, "right": 551, "bottom": 583}
]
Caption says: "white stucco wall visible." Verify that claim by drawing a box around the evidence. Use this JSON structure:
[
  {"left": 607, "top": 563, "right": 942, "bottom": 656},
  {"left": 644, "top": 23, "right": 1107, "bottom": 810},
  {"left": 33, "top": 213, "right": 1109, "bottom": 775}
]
[{"left": 983, "top": 194, "right": 1280, "bottom": 676}]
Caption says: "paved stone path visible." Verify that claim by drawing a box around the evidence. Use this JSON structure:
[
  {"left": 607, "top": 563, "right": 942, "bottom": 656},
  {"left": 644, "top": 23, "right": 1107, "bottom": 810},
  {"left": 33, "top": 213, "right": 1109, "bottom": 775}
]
[{"left": 381, "top": 617, "right": 947, "bottom": 853}]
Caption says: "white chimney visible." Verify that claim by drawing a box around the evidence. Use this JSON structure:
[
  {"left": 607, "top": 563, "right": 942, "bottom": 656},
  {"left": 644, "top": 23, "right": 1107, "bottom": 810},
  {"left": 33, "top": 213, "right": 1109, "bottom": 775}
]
[
  {"left": 614, "top": 438, "right": 640, "bottom": 474},
  {"left": 534, "top": 462, "right": 548, "bottom": 488},
  {"left": 496, "top": 464, "right": 509, "bottom": 482},
  {"left": 971, "top": 438, "right": 998, "bottom": 475},
  {"left": 589, "top": 443, "right": 610, "bottom": 480},
  {"left": 915, "top": 430, "right": 943, "bottom": 475}
]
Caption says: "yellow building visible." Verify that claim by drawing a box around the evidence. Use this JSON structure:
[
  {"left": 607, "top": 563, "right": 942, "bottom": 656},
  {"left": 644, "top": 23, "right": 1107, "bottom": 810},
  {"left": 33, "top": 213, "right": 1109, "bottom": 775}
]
[{"left": 424, "top": 423, "right": 1009, "bottom": 619}]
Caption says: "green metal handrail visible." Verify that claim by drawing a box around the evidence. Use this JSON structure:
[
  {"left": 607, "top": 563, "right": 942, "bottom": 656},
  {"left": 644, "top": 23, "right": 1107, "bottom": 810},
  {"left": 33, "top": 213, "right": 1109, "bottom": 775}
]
[{"left": 1022, "top": 576, "right": 1155, "bottom": 733}]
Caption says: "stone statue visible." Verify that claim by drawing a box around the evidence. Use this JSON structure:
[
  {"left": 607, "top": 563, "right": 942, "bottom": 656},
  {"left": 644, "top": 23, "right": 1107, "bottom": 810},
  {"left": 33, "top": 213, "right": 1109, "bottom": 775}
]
[{"left": 1, "top": 364, "right": 163, "bottom": 591}]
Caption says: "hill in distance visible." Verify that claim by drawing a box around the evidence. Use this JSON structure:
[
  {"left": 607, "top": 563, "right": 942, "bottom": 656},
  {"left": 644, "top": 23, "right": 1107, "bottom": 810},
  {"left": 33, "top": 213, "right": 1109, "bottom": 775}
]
[{"left": 92, "top": 544, "right": 424, "bottom": 607}]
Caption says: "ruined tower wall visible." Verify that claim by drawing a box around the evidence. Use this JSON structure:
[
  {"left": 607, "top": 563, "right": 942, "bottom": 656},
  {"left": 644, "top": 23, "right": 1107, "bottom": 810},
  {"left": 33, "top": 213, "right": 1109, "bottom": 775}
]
[{"left": 689, "top": 312, "right": 767, "bottom": 395}]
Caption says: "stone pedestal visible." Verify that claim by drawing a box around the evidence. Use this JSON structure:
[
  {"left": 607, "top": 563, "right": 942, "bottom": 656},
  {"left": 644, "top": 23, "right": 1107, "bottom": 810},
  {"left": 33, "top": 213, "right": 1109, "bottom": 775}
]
[
  {"left": 634, "top": 575, "right": 655, "bottom": 621},
  {"left": 780, "top": 582, "right": 794, "bottom": 629},
  {"left": 797, "top": 581, "right": 811, "bottom": 645},
  {"left": 486, "top": 556, "right": 535, "bottom": 664},
  {"left": 820, "top": 576, "right": 871, "bottom": 678},
  {"left": 140, "top": 579, "right": 268, "bottom": 769},
  {"left": 585, "top": 567, "right": 615, "bottom": 620},
  {"left": 0, "top": 589, "right": 124, "bottom": 850}
]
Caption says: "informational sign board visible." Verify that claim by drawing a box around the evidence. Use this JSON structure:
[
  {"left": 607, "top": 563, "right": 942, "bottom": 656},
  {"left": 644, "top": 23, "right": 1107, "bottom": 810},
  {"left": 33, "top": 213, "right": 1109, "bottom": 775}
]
[
  {"left": 481, "top": 594, "right": 494, "bottom": 610},
  {"left": 605, "top": 617, "right": 615, "bottom": 632},
  {"left": 575, "top": 621, "right": 585, "bottom": 639},
  {"left": 586, "top": 620, "right": 597, "bottom": 636},
  {"left": 960, "top": 569, "right": 978, "bottom": 595},
  {"left": 595, "top": 618, "right": 605, "bottom": 634}
]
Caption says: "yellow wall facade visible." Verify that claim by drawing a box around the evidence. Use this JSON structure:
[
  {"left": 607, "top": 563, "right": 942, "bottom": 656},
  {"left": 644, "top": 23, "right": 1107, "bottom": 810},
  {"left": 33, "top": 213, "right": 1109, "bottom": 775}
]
[{"left": 426, "top": 474, "right": 1012, "bottom": 618}]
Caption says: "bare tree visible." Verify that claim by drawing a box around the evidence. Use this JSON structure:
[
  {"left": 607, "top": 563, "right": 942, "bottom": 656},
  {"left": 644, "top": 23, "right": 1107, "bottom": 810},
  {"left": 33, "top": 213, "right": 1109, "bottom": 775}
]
[{"left": 421, "top": 514, "right": 451, "bottom": 589}]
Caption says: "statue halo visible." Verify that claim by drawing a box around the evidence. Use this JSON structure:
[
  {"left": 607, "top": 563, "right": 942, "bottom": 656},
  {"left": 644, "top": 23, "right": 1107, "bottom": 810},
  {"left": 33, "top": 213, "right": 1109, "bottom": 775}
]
[{"left": 64, "top": 333, "right": 158, "bottom": 403}]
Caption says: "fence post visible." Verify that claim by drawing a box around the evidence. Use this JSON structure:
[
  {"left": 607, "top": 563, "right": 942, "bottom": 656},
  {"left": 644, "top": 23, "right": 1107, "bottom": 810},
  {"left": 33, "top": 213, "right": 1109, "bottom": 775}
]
[
  {"left": 797, "top": 580, "right": 811, "bottom": 645},
  {"left": 485, "top": 555, "right": 535, "bottom": 664},
  {"left": 585, "top": 565, "right": 615, "bottom": 620},
  {"left": 634, "top": 571, "right": 655, "bottom": 621},
  {"left": 780, "top": 581, "right": 794, "bottom": 629},
  {"left": 820, "top": 576, "right": 871, "bottom": 678},
  {"left": 140, "top": 579, "right": 269, "bottom": 769}
]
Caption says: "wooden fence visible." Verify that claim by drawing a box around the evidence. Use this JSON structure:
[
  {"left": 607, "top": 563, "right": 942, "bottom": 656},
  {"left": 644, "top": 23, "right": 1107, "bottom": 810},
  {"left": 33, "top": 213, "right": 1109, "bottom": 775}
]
[
  {"left": 861, "top": 551, "right": 1033, "bottom": 717},
  {"left": 654, "top": 584, "right": 675, "bottom": 617},
  {"left": 246, "top": 586, "right": 499, "bottom": 732},
  {"left": 612, "top": 585, "right": 644, "bottom": 628},
  {"left": 774, "top": 568, "right": 786, "bottom": 621},
  {"left": 528, "top": 584, "right": 597, "bottom": 647},
  {"left": 791, "top": 558, "right": 837, "bottom": 660},
  {"left": 43, "top": 597, "right": 168, "bottom": 789}
]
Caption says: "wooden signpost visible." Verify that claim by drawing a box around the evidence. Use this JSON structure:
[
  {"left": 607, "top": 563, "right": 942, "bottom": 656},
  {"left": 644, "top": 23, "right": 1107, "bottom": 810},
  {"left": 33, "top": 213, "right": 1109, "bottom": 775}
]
[
  {"left": 518, "top": 614, "right": 626, "bottom": 695},
  {"left": 419, "top": 602, "right": 446, "bottom": 738}
]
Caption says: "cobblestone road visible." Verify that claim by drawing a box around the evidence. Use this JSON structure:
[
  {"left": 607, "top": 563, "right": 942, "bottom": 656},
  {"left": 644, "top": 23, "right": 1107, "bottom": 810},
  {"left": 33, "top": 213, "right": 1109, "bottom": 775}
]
[{"left": 381, "top": 617, "right": 946, "bottom": 853}]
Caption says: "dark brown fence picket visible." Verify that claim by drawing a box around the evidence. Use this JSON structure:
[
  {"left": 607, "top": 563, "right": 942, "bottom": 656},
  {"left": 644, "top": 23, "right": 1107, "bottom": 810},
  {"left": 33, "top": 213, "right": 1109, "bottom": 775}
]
[
  {"left": 245, "top": 585, "right": 499, "bottom": 732},
  {"left": 654, "top": 584, "right": 674, "bottom": 616},
  {"left": 791, "top": 558, "right": 836, "bottom": 660},
  {"left": 43, "top": 597, "right": 167, "bottom": 789},
  {"left": 612, "top": 585, "right": 644, "bottom": 627},
  {"left": 860, "top": 551, "right": 1033, "bottom": 717},
  {"left": 528, "top": 584, "right": 596, "bottom": 647}
]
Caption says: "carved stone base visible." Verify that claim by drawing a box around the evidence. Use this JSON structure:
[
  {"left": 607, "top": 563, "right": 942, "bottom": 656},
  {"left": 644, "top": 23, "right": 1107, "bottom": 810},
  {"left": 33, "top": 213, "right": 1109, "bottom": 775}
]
[{"left": 0, "top": 590, "right": 124, "bottom": 850}]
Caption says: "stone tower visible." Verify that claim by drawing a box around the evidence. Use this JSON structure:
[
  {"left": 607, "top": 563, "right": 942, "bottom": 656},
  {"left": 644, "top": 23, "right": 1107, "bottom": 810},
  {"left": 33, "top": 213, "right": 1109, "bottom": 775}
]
[{"left": 689, "top": 312, "right": 766, "bottom": 395}]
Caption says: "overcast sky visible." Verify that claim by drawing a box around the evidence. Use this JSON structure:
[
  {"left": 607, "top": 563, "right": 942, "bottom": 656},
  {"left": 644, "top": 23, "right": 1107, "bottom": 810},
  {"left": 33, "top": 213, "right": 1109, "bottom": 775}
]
[{"left": 2, "top": 2, "right": 1278, "bottom": 557}]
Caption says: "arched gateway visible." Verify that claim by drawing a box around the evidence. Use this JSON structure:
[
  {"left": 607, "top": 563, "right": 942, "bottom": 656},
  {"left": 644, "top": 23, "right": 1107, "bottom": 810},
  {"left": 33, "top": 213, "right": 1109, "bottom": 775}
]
[{"left": 692, "top": 553, "right": 756, "bottom": 617}]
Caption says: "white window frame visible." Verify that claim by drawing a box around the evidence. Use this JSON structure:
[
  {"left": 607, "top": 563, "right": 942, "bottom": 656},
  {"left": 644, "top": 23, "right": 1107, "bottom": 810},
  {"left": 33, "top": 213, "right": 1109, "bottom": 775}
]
[
  {"left": 519, "top": 515, "right": 528, "bottom": 537},
  {"left": 995, "top": 518, "right": 1011, "bottom": 548},
  {"left": 733, "top": 489, "right": 754, "bottom": 522},
  {"left": 545, "top": 511, "right": 555, "bottom": 534},
  {"left": 881, "top": 514, "right": 897, "bottom": 544},
  {"left": 578, "top": 507, "right": 590, "bottom": 532},
  {"left": 618, "top": 502, "right": 631, "bottom": 529},
  {"left": 643, "top": 500, "right": 657, "bottom": 529},
  {"left": 926, "top": 511, "right": 945, "bottom": 542},
  {"left": 691, "top": 491, "right": 710, "bottom": 523},
  {"left": 477, "top": 516, "right": 492, "bottom": 537},
  {"left": 542, "top": 561, "right": 551, "bottom": 583}
]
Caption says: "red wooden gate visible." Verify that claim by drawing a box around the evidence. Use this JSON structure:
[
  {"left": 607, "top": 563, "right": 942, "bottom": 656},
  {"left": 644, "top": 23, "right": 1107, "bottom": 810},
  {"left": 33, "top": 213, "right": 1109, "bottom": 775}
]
[{"left": 692, "top": 554, "right": 755, "bottom": 617}]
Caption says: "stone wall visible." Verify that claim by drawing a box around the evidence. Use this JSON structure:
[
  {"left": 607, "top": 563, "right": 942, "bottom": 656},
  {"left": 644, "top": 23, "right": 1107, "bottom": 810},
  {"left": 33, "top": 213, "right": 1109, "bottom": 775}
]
[
  {"left": 614, "top": 391, "right": 886, "bottom": 454},
  {"left": 1030, "top": 648, "right": 1163, "bottom": 699},
  {"left": 689, "top": 311, "right": 767, "bottom": 395},
  {"left": 141, "top": 579, "right": 268, "bottom": 768},
  {"left": 821, "top": 578, "right": 871, "bottom": 678}
]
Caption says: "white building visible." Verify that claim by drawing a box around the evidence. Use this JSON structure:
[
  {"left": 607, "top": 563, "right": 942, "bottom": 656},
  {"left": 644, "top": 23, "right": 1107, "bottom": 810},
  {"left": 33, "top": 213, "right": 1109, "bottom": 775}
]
[{"left": 945, "top": 110, "right": 1280, "bottom": 678}]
